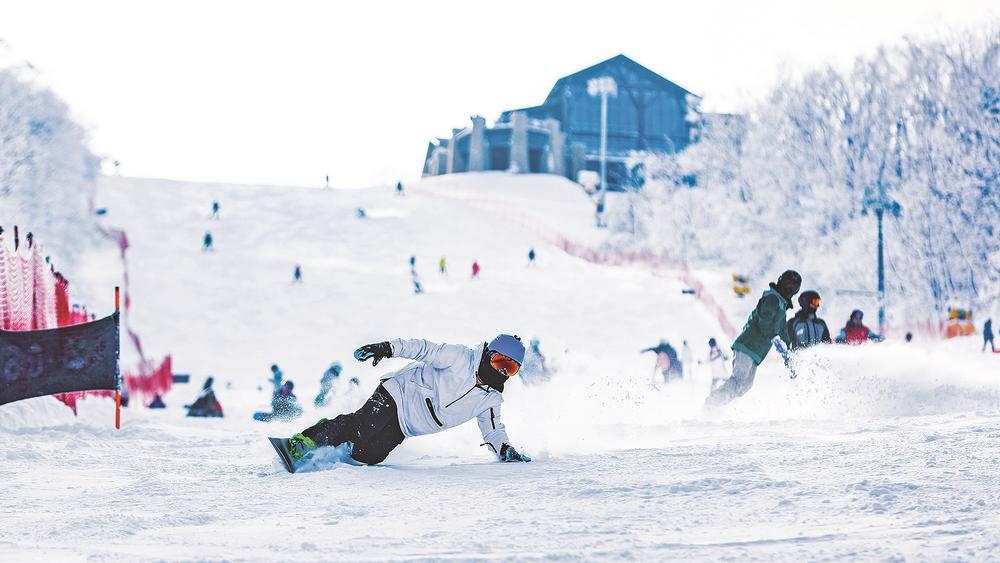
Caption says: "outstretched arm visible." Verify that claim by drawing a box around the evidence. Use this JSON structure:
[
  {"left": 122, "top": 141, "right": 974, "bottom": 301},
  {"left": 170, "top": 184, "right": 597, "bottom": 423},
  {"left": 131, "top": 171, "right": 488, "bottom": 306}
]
[
  {"left": 390, "top": 339, "right": 473, "bottom": 369},
  {"left": 354, "top": 339, "right": 473, "bottom": 369},
  {"left": 476, "top": 404, "right": 530, "bottom": 462}
]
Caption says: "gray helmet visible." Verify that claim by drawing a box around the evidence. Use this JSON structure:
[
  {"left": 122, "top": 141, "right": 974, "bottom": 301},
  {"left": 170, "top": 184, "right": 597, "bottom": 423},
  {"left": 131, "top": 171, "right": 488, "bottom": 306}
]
[{"left": 488, "top": 334, "right": 525, "bottom": 364}]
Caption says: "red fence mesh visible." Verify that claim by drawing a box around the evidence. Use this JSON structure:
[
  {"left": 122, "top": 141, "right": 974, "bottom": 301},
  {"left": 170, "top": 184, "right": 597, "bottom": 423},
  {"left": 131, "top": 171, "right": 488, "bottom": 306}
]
[
  {"left": 0, "top": 229, "right": 171, "bottom": 413},
  {"left": 552, "top": 236, "right": 739, "bottom": 340}
]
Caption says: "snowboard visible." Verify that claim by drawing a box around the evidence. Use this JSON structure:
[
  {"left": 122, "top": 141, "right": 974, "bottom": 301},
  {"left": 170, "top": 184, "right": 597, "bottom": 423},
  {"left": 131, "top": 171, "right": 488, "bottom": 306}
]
[{"left": 269, "top": 437, "right": 305, "bottom": 473}]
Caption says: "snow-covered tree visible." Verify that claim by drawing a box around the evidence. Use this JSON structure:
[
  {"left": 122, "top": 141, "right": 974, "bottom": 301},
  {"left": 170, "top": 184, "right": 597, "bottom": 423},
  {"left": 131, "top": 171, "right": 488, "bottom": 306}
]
[
  {"left": 619, "top": 28, "right": 999, "bottom": 324},
  {"left": 0, "top": 65, "right": 99, "bottom": 267}
]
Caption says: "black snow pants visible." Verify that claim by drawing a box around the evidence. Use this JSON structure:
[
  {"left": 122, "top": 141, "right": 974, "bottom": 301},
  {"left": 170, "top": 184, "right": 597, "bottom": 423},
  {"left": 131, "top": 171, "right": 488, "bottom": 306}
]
[{"left": 301, "top": 384, "right": 405, "bottom": 465}]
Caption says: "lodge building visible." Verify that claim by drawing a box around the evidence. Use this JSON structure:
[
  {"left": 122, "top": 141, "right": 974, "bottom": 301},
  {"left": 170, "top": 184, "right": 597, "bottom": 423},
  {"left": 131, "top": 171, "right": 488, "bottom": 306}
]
[{"left": 422, "top": 54, "right": 698, "bottom": 188}]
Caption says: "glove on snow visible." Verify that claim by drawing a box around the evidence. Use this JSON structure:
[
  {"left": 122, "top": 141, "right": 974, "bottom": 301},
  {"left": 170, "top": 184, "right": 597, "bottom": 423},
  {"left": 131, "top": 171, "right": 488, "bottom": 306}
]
[
  {"left": 354, "top": 341, "right": 393, "bottom": 366},
  {"left": 500, "top": 443, "right": 531, "bottom": 463}
]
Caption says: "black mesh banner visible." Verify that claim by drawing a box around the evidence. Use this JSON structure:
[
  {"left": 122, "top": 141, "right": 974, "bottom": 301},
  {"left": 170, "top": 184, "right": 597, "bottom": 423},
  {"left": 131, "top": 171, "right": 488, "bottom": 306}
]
[{"left": 0, "top": 313, "right": 119, "bottom": 406}]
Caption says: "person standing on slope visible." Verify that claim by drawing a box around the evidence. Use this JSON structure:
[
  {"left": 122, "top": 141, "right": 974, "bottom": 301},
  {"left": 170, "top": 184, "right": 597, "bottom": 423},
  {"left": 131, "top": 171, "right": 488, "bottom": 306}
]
[
  {"left": 835, "top": 310, "right": 884, "bottom": 344},
  {"left": 284, "top": 335, "right": 532, "bottom": 466},
  {"left": 704, "top": 338, "right": 730, "bottom": 391},
  {"left": 707, "top": 270, "right": 801, "bottom": 405},
  {"left": 787, "top": 290, "right": 832, "bottom": 350},
  {"left": 641, "top": 340, "right": 682, "bottom": 383},
  {"left": 983, "top": 318, "right": 996, "bottom": 353}
]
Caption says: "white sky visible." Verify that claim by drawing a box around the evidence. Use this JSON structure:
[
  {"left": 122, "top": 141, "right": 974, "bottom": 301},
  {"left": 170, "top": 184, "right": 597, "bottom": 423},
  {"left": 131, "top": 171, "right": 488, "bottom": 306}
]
[{"left": 1, "top": 0, "right": 996, "bottom": 188}]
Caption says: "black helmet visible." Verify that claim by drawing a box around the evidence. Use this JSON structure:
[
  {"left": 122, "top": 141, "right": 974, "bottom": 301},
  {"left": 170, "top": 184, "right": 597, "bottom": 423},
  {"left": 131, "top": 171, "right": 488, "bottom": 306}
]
[
  {"left": 798, "top": 290, "right": 821, "bottom": 309},
  {"left": 708, "top": 337, "right": 717, "bottom": 347},
  {"left": 769, "top": 270, "right": 802, "bottom": 304}
]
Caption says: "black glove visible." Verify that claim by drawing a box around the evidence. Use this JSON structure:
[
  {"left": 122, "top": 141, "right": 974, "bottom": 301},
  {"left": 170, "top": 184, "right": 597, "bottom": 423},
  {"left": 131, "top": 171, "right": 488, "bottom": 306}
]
[
  {"left": 354, "top": 341, "right": 392, "bottom": 366},
  {"left": 499, "top": 443, "right": 531, "bottom": 463}
]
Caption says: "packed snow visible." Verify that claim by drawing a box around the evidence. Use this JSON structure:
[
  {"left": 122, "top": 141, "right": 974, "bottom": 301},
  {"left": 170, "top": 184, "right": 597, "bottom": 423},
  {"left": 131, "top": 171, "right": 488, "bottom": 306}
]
[{"left": 1, "top": 172, "right": 998, "bottom": 560}]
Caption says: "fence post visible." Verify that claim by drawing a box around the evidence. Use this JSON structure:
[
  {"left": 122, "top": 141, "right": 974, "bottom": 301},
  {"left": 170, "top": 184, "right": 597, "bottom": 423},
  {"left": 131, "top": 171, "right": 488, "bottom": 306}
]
[{"left": 114, "top": 286, "right": 121, "bottom": 430}]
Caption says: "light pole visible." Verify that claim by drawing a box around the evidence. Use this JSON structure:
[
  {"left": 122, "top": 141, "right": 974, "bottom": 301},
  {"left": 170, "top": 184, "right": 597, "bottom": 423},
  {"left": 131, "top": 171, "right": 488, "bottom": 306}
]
[
  {"left": 588, "top": 76, "right": 617, "bottom": 228},
  {"left": 863, "top": 184, "right": 901, "bottom": 335}
]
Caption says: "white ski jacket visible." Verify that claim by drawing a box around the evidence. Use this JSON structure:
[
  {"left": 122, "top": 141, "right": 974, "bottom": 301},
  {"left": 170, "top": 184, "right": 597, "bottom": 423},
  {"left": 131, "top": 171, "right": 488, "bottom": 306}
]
[{"left": 380, "top": 338, "right": 511, "bottom": 456}]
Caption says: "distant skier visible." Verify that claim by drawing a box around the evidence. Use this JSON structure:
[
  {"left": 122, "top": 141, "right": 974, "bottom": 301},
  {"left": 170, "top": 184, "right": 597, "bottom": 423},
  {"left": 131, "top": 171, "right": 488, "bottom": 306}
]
[
  {"left": 411, "top": 270, "right": 424, "bottom": 295},
  {"left": 186, "top": 377, "right": 223, "bottom": 418},
  {"left": 396, "top": 181, "right": 405, "bottom": 196},
  {"left": 409, "top": 255, "right": 416, "bottom": 272},
  {"left": 528, "top": 248, "right": 536, "bottom": 267},
  {"left": 642, "top": 340, "right": 682, "bottom": 383},
  {"left": 835, "top": 310, "right": 884, "bottom": 344},
  {"left": 984, "top": 319, "right": 996, "bottom": 352},
  {"left": 357, "top": 207, "right": 366, "bottom": 219},
  {"left": 905, "top": 332, "right": 914, "bottom": 343},
  {"left": 439, "top": 256, "right": 448, "bottom": 275},
  {"left": 293, "top": 264, "right": 302, "bottom": 283},
  {"left": 202, "top": 232, "right": 214, "bottom": 252},
  {"left": 282, "top": 335, "right": 532, "bottom": 467},
  {"left": 315, "top": 362, "right": 342, "bottom": 407},
  {"left": 471, "top": 260, "right": 481, "bottom": 279},
  {"left": 269, "top": 364, "right": 284, "bottom": 397},
  {"left": 706, "top": 270, "right": 801, "bottom": 405},
  {"left": 704, "top": 338, "right": 730, "bottom": 390},
  {"left": 787, "top": 290, "right": 832, "bottom": 350},
  {"left": 254, "top": 381, "right": 303, "bottom": 422},
  {"left": 211, "top": 200, "right": 220, "bottom": 219},
  {"left": 520, "top": 337, "right": 551, "bottom": 384},
  {"left": 528, "top": 338, "right": 548, "bottom": 374}
]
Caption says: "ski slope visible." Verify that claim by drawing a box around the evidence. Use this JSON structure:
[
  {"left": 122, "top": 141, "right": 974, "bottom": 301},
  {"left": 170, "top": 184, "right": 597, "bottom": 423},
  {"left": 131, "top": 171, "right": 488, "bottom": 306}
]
[{"left": 2, "top": 172, "right": 999, "bottom": 561}]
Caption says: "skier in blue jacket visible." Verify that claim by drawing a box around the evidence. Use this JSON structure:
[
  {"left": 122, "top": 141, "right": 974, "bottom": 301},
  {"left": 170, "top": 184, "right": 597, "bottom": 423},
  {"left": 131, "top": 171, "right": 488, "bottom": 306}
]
[{"left": 285, "top": 334, "right": 532, "bottom": 466}]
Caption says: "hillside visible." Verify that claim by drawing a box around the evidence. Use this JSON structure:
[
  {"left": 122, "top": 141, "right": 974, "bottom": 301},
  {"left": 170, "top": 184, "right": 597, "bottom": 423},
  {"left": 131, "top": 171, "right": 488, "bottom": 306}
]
[{"left": 1, "top": 172, "right": 998, "bottom": 560}]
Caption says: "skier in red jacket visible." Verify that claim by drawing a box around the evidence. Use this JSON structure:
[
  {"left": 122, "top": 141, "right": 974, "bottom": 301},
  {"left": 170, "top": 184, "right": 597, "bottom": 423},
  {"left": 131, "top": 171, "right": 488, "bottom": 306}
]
[{"left": 835, "top": 310, "right": 884, "bottom": 344}]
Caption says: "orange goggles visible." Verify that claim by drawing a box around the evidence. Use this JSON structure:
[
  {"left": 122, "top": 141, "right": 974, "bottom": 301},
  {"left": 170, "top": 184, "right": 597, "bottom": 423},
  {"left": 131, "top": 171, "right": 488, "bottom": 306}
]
[
  {"left": 811, "top": 298, "right": 821, "bottom": 308},
  {"left": 489, "top": 352, "right": 521, "bottom": 377}
]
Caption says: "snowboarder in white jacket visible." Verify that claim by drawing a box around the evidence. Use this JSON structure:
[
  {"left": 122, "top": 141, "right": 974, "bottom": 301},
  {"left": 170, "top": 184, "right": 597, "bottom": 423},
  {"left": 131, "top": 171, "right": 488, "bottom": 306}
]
[{"left": 286, "top": 334, "right": 532, "bottom": 465}]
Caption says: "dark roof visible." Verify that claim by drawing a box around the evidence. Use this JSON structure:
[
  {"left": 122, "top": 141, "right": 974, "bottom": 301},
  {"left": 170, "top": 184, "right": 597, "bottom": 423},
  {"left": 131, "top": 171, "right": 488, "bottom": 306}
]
[{"left": 542, "top": 54, "right": 698, "bottom": 105}]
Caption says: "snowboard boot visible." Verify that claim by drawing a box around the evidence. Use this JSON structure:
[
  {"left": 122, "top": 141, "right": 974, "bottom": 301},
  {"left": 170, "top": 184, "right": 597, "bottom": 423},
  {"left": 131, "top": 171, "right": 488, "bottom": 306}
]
[{"left": 288, "top": 432, "right": 318, "bottom": 460}]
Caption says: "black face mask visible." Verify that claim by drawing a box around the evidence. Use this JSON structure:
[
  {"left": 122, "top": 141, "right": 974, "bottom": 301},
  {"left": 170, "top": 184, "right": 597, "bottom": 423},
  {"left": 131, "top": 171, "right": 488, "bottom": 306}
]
[{"left": 477, "top": 345, "right": 507, "bottom": 393}]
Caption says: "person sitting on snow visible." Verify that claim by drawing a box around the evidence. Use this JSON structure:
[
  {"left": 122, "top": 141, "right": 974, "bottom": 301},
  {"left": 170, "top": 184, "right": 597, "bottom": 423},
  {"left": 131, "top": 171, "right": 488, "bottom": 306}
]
[
  {"left": 284, "top": 334, "right": 532, "bottom": 466},
  {"left": 836, "top": 310, "right": 884, "bottom": 345},
  {"left": 187, "top": 377, "right": 224, "bottom": 417},
  {"left": 255, "top": 381, "right": 304, "bottom": 422},
  {"left": 707, "top": 270, "right": 801, "bottom": 405},
  {"left": 787, "top": 290, "right": 832, "bottom": 350}
]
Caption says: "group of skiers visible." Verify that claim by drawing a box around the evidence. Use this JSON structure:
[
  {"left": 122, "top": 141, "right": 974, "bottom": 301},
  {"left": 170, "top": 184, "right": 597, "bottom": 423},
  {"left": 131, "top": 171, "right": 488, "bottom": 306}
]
[
  {"left": 705, "top": 270, "right": 891, "bottom": 404},
  {"left": 641, "top": 270, "right": 894, "bottom": 403},
  {"left": 406, "top": 249, "right": 537, "bottom": 294}
]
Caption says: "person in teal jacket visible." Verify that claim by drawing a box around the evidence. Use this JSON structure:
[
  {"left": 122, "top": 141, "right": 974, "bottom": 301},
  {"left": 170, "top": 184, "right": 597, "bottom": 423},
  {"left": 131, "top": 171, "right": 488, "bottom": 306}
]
[{"left": 707, "top": 270, "right": 801, "bottom": 405}]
